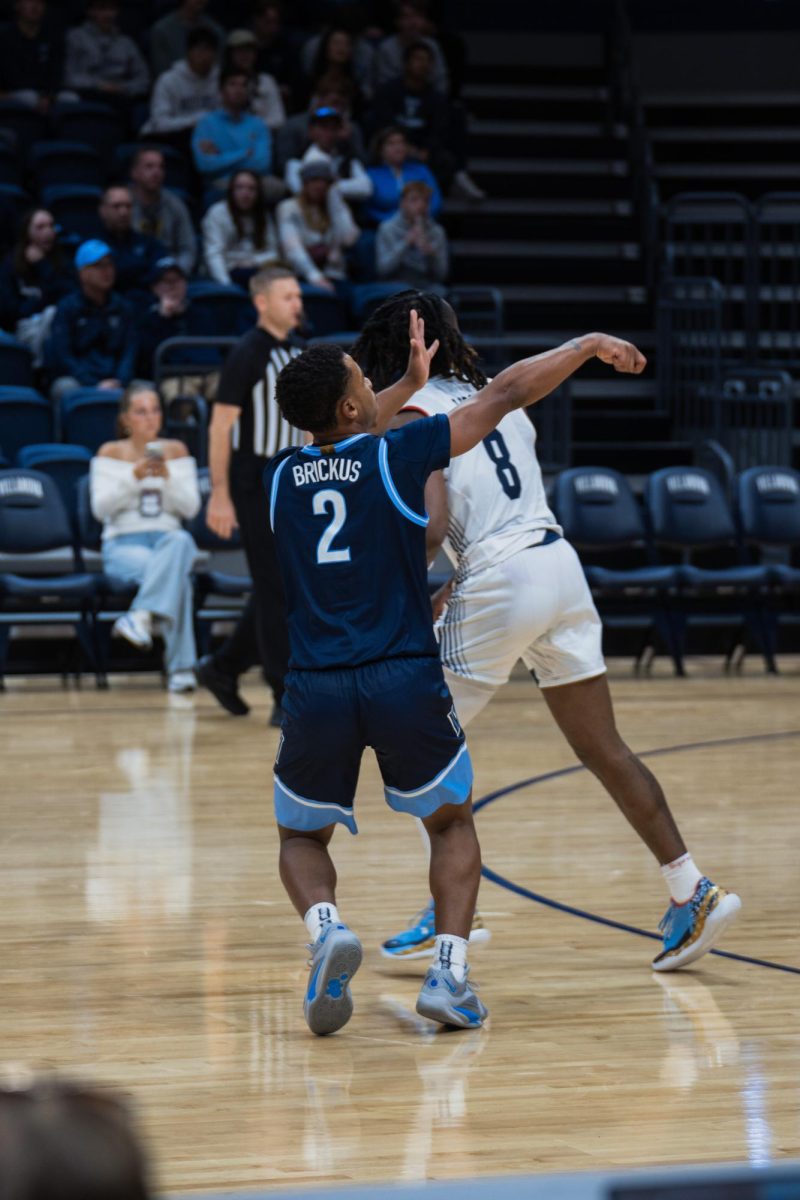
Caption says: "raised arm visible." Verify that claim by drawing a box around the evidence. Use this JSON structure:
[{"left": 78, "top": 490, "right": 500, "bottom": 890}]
[
  {"left": 448, "top": 334, "right": 646, "bottom": 458},
  {"left": 372, "top": 309, "right": 439, "bottom": 434}
]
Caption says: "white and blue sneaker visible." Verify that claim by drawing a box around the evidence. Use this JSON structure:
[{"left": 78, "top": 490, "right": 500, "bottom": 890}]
[
  {"left": 304, "top": 923, "right": 363, "bottom": 1036},
  {"left": 652, "top": 877, "right": 741, "bottom": 972},
  {"left": 416, "top": 965, "right": 487, "bottom": 1029},
  {"left": 380, "top": 900, "right": 491, "bottom": 961}
]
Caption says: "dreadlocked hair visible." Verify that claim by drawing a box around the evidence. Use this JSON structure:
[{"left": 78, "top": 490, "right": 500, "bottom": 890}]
[
  {"left": 351, "top": 291, "right": 488, "bottom": 393},
  {"left": 275, "top": 343, "right": 350, "bottom": 434}
]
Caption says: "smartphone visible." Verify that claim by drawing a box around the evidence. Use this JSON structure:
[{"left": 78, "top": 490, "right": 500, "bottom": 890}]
[{"left": 145, "top": 441, "right": 164, "bottom": 459}]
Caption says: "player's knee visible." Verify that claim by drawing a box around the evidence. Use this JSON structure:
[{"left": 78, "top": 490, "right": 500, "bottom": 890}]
[
  {"left": 422, "top": 798, "right": 474, "bottom": 837},
  {"left": 570, "top": 734, "right": 630, "bottom": 777}
]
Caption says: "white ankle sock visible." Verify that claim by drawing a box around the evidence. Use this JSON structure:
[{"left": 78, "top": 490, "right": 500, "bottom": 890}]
[
  {"left": 661, "top": 853, "right": 703, "bottom": 904},
  {"left": 304, "top": 901, "right": 340, "bottom": 942},
  {"left": 433, "top": 933, "right": 468, "bottom": 982}
]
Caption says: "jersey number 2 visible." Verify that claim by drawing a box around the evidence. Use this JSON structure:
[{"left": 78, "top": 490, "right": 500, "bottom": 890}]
[
  {"left": 313, "top": 489, "right": 351, "bottom": 564},
  {"left": 482, "top": 430, "right": 522, "bottom": 499}
]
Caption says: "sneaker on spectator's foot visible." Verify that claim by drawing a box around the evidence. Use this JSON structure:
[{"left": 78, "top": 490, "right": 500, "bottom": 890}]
[
  {"left": 416, "top": 965, "right": 487, "bottom": 1029},
  {"left": 304, "top": 923, "right": 363, "bottom": 1036},
  {"left": 195, "top": 655, "right": 249, "bottom": 716},
  {"left": 652, "top": 878, "right": 741, "bottom": 972},
  {"left": 451, "top": 169, "right": 486, "bottom": 201},
  {"left": 168, "top": 670, "right": 196, "bottom": 693},
  {"left": 112, "top": 610, "right": 152, "bottom": 650},
  {"left": 380, "top": 900, "right": 491, "bottom": 960}
]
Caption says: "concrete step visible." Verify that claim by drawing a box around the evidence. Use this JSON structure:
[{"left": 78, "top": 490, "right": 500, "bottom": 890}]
[
  {"left": 471, "top": 156, "right": 630, "bottom": 199},
  {"left": 463, "top": 82, "right": 611, "bottom": 121},
  {"left": 450, "top": 238, "right": 643, "bottom": 286},
  {"left": 468, "top": 118, "right": 627, "bottom": 158}
]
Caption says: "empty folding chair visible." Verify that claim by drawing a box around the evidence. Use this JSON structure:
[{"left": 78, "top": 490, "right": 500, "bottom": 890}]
[
  {"left": 645, "top": 466, "right": 772, "bottom": 672},
  {"left": 0, "top": 468, "right": 99, "bottom": 686},
  {"left": 42, "top": 184, "right": 104, "bottom": 242},
  {"left": 17, "top": 444, "right": 93, "bottom": 534},
  {"left": 0, "top": 339, "right": 35, "bottom": 388},
  {"left": 60, "top": 388, "right": 122, "bottom": 454},
  {"left": 554, "top": 467, "right": 681, "bottom": 674},
  {"left": 0, "top": 387, "right": 53, "bottom": 462},
  {"left": 29, "top": 141, "right": 103, "bottom": 191}
]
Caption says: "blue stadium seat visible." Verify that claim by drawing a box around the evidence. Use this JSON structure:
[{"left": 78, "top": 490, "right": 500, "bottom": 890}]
[
  {"left": 75, "top": 473, "right": 136, "bottom": 683},
  {"left": 737, "top": 466, "right": 800, "bottom": 663},
  {"left": 42, "top": 184, "right": 104, "bottom": 242},
  {"left": 0, "top": 101, "right": 48, "bottom": 153},
  {"left": 553, "top": 467, "right": 681, "bottom": 674},
  {"left": 52, "top": 103, "right": 126, "bottom": 163},
  {"left": 0, "top": 468, "right": 99, "bottom": 685},
  {"left": 0, "top": 184, "right": 31, "bottom": 247},
  {"left": 0, "top": 142, "right": 20, "bottom": 187},
  {"left": 300, "top": 284, "right": 347, "bottom": 337},
  {"left": 29, "top": 141, "right": 103, "bottom": 191},
  {"left": 60, "top": 388, "right": 123, "bottom": 454},
  {"left": 0, "top": 339, "right": 36, "bottom": 388},
  {"left": 350, "top": 281, "right": 410, "bottom": 324},
  {"left": 185, "top": 282, "right": 255, "bottom": 336},
  {"left": 645, "top": 467, "right": 773, "bottom": 672},
  {"left": 0, "top": 387, "right": 53, "bottom": 462},
  {"left": 16, "top": 444, "right": 93, "bottom": 533}
]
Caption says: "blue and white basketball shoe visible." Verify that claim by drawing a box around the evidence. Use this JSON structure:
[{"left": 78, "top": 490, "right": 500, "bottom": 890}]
[
  {"left": 380, "top": 900, "right": 491, "bottom": 961},
  {"left": 416, "top": 966, "right": 488, "bottom": 1029},
  {"left": 652, "top": 878, "right": 741, "bottom": 972},
  {"left": 304, "top": 923, "right": 363, "bottom": 1035}
]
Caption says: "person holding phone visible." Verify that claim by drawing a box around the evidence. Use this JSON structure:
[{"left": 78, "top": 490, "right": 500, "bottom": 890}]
[{"left": 90, "top": 381, "right": 202, "bottom": 693}]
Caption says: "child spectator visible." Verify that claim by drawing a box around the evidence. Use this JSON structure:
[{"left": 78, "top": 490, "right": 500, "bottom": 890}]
[
  {"left": 375, "top": 179, "right": 448, "bottom": 289},
  {"left": 202, "top": 169, "right": 279, "bottom": 287},
  {"left": 276, "top": 160, "right": 359, "bottom": 294},
  {"left": 129, "top": 147, "right": 197, "bottom": 277},
  {"left": 365, "top": 126, "right": 441, "bottom": 225}
]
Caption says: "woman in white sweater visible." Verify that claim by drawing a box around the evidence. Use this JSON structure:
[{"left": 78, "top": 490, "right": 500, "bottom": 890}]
[
  {"left": 90, "top": 382, "right": 201, "bottom": 693},
  {"left": 202, "top": 170, "right": 280, "bottom": 286},
  {"left": 276, "top": 159, "right": 359, "bottom": 291}
]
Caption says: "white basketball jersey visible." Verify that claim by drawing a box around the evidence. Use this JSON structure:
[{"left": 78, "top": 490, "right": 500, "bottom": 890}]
[{"left": 406, "top": 376, "right": 561, "bottom": 579}]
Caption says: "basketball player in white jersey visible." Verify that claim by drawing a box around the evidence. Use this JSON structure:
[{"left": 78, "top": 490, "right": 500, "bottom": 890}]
[{"left": 352, "top": 292, "right": 741, "bottom": 973}]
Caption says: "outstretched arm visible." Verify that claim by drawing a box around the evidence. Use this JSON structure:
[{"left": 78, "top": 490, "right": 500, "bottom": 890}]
[
  {"left": 373, "top": 309, "right": 440, "bottom": 434},
  {"left": 449, "top": 334, "right": 646, "bottom": 458}
]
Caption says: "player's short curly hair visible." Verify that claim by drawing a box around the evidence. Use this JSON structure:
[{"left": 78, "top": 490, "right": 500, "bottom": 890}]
[{"left": 276, "top": 343, "right": 351, "bottom": 434}]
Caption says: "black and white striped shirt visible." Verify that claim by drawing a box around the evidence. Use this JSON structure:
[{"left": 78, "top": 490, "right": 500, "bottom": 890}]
[{"left": 216, "top": 328, "right": 303, "bottom": 461}]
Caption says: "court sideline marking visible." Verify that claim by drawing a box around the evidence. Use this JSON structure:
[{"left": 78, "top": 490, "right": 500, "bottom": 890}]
[{"left": 474, "top": 729, "right": 800, "bottom": 976}]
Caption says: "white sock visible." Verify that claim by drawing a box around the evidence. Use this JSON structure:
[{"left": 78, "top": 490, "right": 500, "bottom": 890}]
[
  {"left": 433, "top": 933, "right": 468, "bottom": 982},
  {"left": 661, "top": 853, "right": 703, "bottom": 904},
  {"left": 304, "top": 901, "right": 340, "bottom": 943}
]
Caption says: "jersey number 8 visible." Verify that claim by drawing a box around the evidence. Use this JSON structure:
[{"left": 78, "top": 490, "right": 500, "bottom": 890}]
[{"left": 482, "top": 430, "right": 522, "bottom": 500}]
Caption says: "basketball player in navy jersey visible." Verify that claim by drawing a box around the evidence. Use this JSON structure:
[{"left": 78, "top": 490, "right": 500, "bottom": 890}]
[
  {"left": 266, "top": 310, "right": 645, "bottom": 1035},
  {"left": 353, "top": 292, "right": 741, "bottom": 974}
]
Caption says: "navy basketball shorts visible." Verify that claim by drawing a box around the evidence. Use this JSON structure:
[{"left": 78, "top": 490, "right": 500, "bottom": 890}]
[{"left": 274, "top": 656, "right": 473, "bottom": 834}]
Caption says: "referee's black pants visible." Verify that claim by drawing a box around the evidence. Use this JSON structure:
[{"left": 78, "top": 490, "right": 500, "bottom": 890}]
[{"left": 213, "top": 455, "right": 289, "bottom": 704}]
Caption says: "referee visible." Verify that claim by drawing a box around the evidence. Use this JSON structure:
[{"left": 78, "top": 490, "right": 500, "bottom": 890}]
[{"left": 198, "top": 266, "right": 304, "bottom": 724}]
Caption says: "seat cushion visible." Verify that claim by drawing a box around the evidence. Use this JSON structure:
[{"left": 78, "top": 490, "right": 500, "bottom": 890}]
[
  {"left": 771, "top": 564, "right": 800, "bottom": 590},
  {"left": 679, "top": 564, "right": 770, "bottom": 590},
  {"left": 586, "top": 565, "right": 678, "bottom": 591},
  {"left": 195, "top": 570, "right": 251, "bottom": 598},
  {"left": 0, "top": 571, "right": 97, "bottom": 599}
]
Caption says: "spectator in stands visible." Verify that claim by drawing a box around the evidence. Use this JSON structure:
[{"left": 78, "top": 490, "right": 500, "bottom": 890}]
[
  {"left": 365, "top": 126, "right": 441, "bottom": 224},
  {"left": 0, "top": 209, "right": 75, "bottom": 353},
  {"left": 140, "top": 27, "right": 220, "bottom": 148},
  {"left": 91, "top": 381, "right": 201, "bottom": 694},
  {"left": 0, "top": 0, "right": 68, "bottom": 113},
  {"left": 202, "top": 169, "right": 279, "bottom": 287},
  {"left": 0, "top": 1074, "right": 154, "bottom": 1200},
  {"left": 223, "top": 29, "right": 285, "bottom": 131},
  {"left": 375, "top": 179, "right": 448, "bottom": 289},
  {"left": 64, "top": 0, "right": 149, "bottom": 114},
  {"left": 373, "top": 0, "right": 449, "bottom": 94},
  {"left": 251, "top": 1, "right": 299, "bottom": 108},
  {"left": 149, "top": 0, "right": 224, "bottom": 80},
  {"left": 98, "top": 184, "right": 167, "bottom": 303},
  {"left": 136, "top": 255, "right": 190, "bottom": 377},
  {"left": 129, "top": 147, "right": 197, "bottom": 277},
  {"left": 192, "top": 67, "right": 273, "bottom": 194},
  {"left": 274, "top": 81, "right": 367, "bottom": 175},
  {"left": 370, "top": 40, "right": 484, "bottom": 199},
  {"left": 284, "top": 106, "right": 371, "bottom": 204},
  {"left": 276, "top": 160, "right": 359, "bottom": 295},
  {"left": 304, "top": 27, "right": 368, "bottom": 115},
  {"left": 46, "top": 239, "right": 137, "bottom": 402}
]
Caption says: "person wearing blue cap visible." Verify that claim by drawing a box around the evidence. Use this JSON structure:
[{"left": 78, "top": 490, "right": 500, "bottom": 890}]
[
  {"left": 45, "top": 240, "right": 137, "bottom": 404},
  {"left": 284, "top": 106, "right": 371, "bottom": 204}
]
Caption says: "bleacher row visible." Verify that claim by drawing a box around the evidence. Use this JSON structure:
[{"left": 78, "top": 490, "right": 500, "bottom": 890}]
[{"left": 1, "top": 454, "right": 798, "bottom": 686}]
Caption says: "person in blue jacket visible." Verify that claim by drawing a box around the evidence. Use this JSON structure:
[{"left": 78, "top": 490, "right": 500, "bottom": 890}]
[
  {"left": 192, "top": 67, "right": 272, "bottom": 193},
  {"left": 46, "top": 240, "right": 137, "bottom": 404},
  {"left": 365, "top": 126, "right": 441, "bottom": 226}
]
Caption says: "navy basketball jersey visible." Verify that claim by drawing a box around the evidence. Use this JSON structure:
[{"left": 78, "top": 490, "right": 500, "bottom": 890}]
[{"left": 264, "top": 413, "right": 451, "bottom": 670}]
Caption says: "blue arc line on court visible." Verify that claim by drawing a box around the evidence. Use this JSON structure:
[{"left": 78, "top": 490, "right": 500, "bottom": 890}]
[{"left": 475, "top": 729, "right": 800, "bottom": 977}]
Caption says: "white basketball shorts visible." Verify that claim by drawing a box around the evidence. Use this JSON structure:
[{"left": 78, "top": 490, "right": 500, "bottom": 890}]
[{"left": 437, "top": 537, "right": 606, "bottom": 726}]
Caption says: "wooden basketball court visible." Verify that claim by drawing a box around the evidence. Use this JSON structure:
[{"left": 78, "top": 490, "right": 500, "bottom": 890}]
[{"left": 1, "top": 662, "right": 798, "bottom": 1194}]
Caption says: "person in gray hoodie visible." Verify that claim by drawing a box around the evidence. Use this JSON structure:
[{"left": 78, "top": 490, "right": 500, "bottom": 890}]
[
  {"left": 64, "top": 0, "right": 149, "bottom": 110},
  {"left": 141, "top": 26, "right": 220, "bottom": 144},
  {"left": 375, "top": 179, "right": 448, "bottom": 290}
]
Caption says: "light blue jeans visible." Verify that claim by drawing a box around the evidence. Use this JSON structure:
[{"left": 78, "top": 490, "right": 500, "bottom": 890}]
[{"left": 103, "top": 529, "right": 198, "bottom": 674}]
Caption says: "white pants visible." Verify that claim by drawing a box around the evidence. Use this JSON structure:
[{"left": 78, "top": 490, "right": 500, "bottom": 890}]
[{"left": 438, "top": 538, "right": 606, "bottom": 727}]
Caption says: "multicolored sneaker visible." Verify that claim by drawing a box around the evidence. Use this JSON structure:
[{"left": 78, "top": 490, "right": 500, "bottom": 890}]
[
  {"left": 651, "top": 878, "right": 741, "bottom": 972},
  {"left": 416, "top": 966, "right": 488, "bottom": 1029},
  {"left": 304, "top": 923, "right": 363, "bottom": 1036},
  {"left": 380, "top": 900, "right": 492, "bottom": 961}
]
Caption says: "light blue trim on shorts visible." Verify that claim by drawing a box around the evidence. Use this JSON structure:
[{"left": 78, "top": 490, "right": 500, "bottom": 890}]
[
  {"left": 384, "top": 742, "right": 473, "bottom": 818},
  {"left": 274, "top": 773, "right": 358, "bottom": 835}
]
